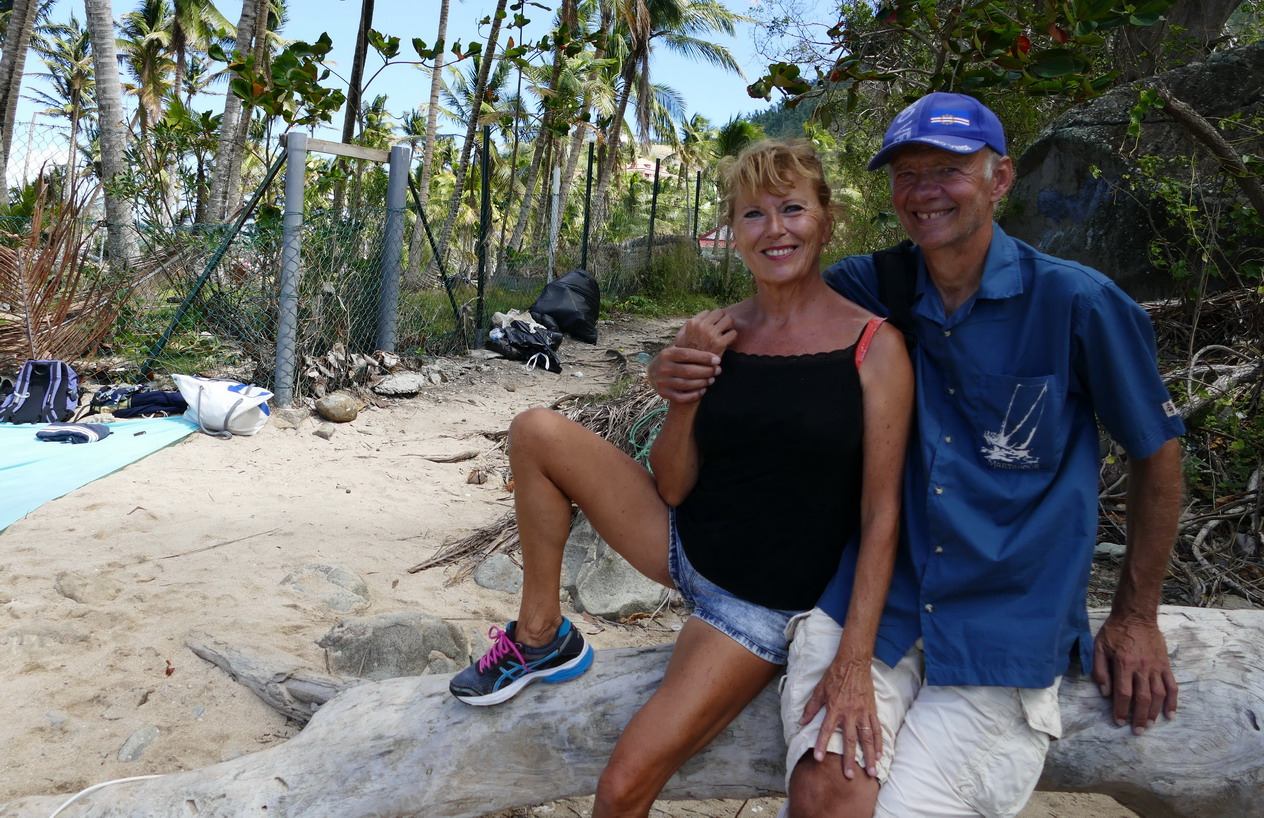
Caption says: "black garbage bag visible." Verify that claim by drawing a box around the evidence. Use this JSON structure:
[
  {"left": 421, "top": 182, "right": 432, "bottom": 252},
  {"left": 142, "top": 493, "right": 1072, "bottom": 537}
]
[
  {"left": 530, "top": 268, "right": 600, "bottom": 344},
  {"left": 485, "top": 319, "right": 564, "bottom": 373}
]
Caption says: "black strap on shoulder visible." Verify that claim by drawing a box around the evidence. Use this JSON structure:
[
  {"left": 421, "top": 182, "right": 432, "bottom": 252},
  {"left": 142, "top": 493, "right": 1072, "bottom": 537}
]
[{"left": 872, "top": 239, "right": 918, "bottom": 350}]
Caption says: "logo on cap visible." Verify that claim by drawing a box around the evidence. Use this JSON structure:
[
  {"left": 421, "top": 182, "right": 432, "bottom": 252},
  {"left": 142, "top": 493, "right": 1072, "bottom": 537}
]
[{"left": 928, "top": 111, "right": 971, "bottom": 127}]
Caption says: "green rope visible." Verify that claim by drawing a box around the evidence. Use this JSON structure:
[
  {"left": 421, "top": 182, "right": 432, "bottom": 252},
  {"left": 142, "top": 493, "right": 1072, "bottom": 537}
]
[{"left": 629, "top": 406, "right": 668, "bottom": 467}]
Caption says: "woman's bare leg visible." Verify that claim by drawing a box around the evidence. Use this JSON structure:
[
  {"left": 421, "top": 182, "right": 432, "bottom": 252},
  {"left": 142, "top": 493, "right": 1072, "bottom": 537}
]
[
  {"left": 508, "top": 407, "right": 673, "bottom": 646},
  {"left": 593, "top": 618, "right": 781, "bottom": 817}
]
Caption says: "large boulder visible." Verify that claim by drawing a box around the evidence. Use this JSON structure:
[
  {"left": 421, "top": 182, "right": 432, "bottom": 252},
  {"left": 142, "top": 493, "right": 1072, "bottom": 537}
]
[{"left": 1003, "top": 40, "right": 1264, "bottom": 300}]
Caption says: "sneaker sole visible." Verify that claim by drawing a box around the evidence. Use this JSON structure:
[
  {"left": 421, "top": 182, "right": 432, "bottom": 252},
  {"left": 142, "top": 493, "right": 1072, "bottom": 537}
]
[{"left": 453, "top": 642, "right": 594, "bottom": 707}]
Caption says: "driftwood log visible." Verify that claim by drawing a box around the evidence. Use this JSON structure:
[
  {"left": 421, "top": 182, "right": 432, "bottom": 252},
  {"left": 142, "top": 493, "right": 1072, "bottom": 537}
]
[{"left": 10, "top": 606, "right": 1263, "bottom": 818}]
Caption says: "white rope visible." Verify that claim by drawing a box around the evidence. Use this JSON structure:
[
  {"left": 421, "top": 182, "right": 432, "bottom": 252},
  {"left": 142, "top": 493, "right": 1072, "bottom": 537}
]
[{"left": 49, "top": 775, "right": 163, "bottom": 817}]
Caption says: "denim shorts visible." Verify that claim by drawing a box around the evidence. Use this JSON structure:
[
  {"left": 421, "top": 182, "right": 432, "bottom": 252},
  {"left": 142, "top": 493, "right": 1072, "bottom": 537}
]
[{"left": 667, "top": 511, "right": 804, "bottom": 665}]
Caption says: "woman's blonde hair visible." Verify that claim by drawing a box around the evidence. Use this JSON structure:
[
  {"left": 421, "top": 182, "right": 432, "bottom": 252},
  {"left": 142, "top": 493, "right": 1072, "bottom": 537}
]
[{"left": 720, "top": 138, "right": 834, "bottom": 226}]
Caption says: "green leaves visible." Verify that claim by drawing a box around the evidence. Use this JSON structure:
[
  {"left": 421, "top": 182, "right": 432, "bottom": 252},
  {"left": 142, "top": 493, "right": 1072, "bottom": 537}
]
[{"left": 216, "top": 34, "right": 345, "bottom": 128}]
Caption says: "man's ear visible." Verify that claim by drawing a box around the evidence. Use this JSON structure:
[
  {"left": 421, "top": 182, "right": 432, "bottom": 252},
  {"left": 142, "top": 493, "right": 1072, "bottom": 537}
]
[{"left": 991, "top": 155, "right": 1015, "bottom": 202}]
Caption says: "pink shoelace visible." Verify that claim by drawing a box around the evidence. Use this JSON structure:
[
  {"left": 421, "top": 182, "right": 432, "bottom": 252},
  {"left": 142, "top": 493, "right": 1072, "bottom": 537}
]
[{"left": 477, "top": 625, "right": 529, "bottom": 673}]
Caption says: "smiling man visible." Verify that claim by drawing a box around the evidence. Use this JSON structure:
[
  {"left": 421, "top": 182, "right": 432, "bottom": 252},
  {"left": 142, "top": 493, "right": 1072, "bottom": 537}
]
[{"left": 650, "top": 92, "right": 1187, "bottom": 817}]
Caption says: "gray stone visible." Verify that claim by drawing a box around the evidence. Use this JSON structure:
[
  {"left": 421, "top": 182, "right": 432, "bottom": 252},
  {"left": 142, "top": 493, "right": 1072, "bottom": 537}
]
[
  {"left": 271, "top": 407, "right": 310, "bottom": 430},
  {"left": 117, "top": 725, "right": 159, "bottom": 762},
  {"left": 315, "top": 393, "right": 359, "bottom": 423},
  {"left": 562, "top": 514, "right": 602, "bottom": 594},
  {"left": 54, "top": 571, "right": 123, "bottom": 604},
  {"left": 1004, "top": 41, "right": 1264, "bottom": 300},
  {"left": 1094, "top": 542, "right": 1127, "bottom": 560},
  {"left": 44, "top": 711, "right": 68, "bottom": 729},
  {"left": 472, "top": 553, "right": 523, "bottom": 595},
  {"left": 1219, "top": 594, "right": 1261, "bottom": 611},
  {"left": 373, "top": 372, "right": 429, "bottom": 396},
  {"left": 317, "top": 611, "right": 469, "bottom": 681},
  {"left": 313, "top": 423, "right": 337, "bottom": 440},
  {"left": 280, "top": 564, "right": 370, "bottom": 613},
  {"left": 574, "top": 536, "right": 668, "bottom": 621}
]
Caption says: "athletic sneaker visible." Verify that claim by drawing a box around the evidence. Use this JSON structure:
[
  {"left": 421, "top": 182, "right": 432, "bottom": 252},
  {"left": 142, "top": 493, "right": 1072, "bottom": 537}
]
[{"left": 449, "top": 619, "right": 594, "bottom": 706}]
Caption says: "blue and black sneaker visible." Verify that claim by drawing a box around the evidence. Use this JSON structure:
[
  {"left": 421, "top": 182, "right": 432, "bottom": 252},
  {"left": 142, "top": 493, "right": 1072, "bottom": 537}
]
[{"left": 449, "top": 619, "right": 594, "bottom": 706}]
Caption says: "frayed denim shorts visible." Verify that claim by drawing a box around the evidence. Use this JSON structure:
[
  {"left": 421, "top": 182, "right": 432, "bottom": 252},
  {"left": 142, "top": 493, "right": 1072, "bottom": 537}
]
[{"left": 667, "top": 510, "right": 804, "bottom": 665}]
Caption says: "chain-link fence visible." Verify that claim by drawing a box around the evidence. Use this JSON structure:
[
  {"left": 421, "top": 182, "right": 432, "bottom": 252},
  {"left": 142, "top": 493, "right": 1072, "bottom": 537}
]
[{"left": 3, "top": 120, "right": 741, "bottom": 400}]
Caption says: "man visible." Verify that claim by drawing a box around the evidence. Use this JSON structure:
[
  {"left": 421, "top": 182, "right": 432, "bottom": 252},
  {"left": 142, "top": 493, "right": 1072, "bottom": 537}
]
[{"left": 649, "top": 92, "right": 1185, "bottom": 817}]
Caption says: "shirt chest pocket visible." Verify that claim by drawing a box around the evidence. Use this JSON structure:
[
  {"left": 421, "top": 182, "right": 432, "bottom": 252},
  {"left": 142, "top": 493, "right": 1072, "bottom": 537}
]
[{"left": 969, "top": 373, "right": 1064, "bottom": 471}]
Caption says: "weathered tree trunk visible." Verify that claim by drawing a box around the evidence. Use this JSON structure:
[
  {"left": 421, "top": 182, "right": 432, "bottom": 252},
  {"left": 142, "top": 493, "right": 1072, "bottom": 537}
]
[
  {"left": 0, "top": 0, "right": 39, "bottom": 209},
  {"left": 84, "top": 0, "right": 139, "bottom": 265},
  {"left": 207, "top": 0, "right": 260, "bottom": 223},
  {"left": 1115, "top": 0, "right": 1245, "bottom": 82},
  {"left": 428, "top": 0, "right": 508, "bottom": 281},
  {"left": 9, "top": 607, "right": 1262, "bottom": 818},
  {"left": 404, "top": 0, "right": 451, "bottom": 284}
]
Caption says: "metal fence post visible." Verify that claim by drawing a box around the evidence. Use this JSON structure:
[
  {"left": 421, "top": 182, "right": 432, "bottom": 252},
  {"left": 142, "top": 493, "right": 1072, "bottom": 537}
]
[
  {"left": 377, "top": 143, "right": 410, "bottom": 353},
  {"left": 274, "top": 131, "right": 307, "bottom": 408}
]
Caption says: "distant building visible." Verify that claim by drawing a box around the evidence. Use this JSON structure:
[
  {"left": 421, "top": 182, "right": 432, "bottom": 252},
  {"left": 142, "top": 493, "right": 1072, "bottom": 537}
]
[{"left": 697, "top": 225, "right": 735, "bottom": 256}]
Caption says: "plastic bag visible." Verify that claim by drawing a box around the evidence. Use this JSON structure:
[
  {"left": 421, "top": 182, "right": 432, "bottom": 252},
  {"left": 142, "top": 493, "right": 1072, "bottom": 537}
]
[
  {"left": 173, "top": 374, "right": 273, "bottom": 438},
  {"left": 529, "top": 268, "right": 600, "bottom": 344},
  {"left": 485, "top": 320, "right": 564, "bottom": 373}
]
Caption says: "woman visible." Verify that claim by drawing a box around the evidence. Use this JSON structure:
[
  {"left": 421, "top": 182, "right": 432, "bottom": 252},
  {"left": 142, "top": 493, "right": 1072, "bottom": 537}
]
[{"left": 449, "top": 139, "right": 913, "bottom": 817}]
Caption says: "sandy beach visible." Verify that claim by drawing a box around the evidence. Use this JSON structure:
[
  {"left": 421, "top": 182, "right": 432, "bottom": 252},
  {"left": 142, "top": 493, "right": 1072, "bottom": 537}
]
[{"left": 0, "top": 315, "right": 1135, "bottom": 817}]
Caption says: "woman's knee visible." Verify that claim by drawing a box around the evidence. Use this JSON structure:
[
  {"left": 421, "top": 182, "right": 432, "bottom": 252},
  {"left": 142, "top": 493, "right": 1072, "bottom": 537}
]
[
  {"left": 787, "top": 754, "right": 879, "bottom": 818},
  {"left": 595, "top": 753, "right": 675, "bottom": 815}
]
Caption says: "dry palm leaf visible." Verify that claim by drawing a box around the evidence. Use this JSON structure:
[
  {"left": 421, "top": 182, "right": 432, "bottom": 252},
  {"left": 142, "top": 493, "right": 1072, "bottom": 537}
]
[{"left": 0, "top": 180, "right": 133, "bottom": 370}]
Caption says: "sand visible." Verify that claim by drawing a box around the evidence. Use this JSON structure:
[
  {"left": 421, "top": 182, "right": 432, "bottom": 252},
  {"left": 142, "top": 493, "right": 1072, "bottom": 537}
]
[{"left": 0, "top": 315, "right": 1135, "bottom": 817}]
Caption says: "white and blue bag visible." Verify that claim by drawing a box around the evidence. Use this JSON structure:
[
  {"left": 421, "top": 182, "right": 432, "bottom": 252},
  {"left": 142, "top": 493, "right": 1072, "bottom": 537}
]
[{"left": 173, "top": 374, "right": 272, "bottom": 438}]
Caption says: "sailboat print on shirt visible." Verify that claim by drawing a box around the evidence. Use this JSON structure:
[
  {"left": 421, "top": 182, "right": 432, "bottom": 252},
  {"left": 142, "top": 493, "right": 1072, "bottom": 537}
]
[{"left": 980, "top": 381, "right": 1049, "bottom": 468}]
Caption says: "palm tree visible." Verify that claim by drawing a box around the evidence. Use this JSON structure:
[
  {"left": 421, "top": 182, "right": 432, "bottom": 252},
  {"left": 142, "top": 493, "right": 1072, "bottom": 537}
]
[
  {"left": 206, "top": 0, "right": 266, "bottom": 221},
  {"left": 27, "top": 17, "right": 95, "bottom": 186},
  {"left": 591, "top": 0, "right": 747, "bottom": 243},
  {"left": 713, "top": 116, "right": 762, "bottom": 271},
  {"left": 118, "top": 0, "right": 175, "bottom": 137},
  {"left": 429, "top": 0, "right": 508, "bottom": 280},
  {"left": 0, "top": 0, "right": 42, "bottom": 210},
  {"left": 168, "top": 0, "right": 230, "bottom": 104},
  {"left": 85, "top": 0, "right": 139, "bottom": 264}
]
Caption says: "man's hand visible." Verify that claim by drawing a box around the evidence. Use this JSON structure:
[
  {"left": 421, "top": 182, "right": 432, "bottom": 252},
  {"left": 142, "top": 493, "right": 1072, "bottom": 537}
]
[
  {"left": 646, "top": 310, "right": 736, "bottom": 403},
  {"left": 799, "top": 656, "right": 882, "bottom": 781},
  {"left": 1092, "top": 614, "right": 1178, "bottom": 735}
]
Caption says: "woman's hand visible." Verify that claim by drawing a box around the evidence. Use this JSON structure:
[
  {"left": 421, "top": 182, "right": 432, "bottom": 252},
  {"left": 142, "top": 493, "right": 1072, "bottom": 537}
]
[
  {"left": 647, "top": 311, "right": 736, "bottom": 403},
  {"left": 799, "top": 654, "right": 882, "bottom": 781},
  {"left": 675, "top": 309, "right": 736, "bottom": 355}
]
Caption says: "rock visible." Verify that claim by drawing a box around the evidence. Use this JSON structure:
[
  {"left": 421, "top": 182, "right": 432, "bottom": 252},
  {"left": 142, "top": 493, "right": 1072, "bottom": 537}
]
[
  {"left": 54, "top": 570, "right": 123, "bottom": 604},
  {"left": 573, "top": 528, "right": 668, "bottom": 620},
  {"left": 373, "top": 372, "right": 430, "bottom": 397},
  {"left": 270, "top": 407, "right": 310, "bottom": 430},
  {"left": 317, "top": 611, "right": 469, "bottom": 680},
  {"left": 315, "top": 393, "right": 359, "bottom": 423},
  {"left": 117, "top": 725, "right": 159, "bottom": 762},
  {"left": 280, "top": 565, "right": 370, "bottom": 613},
  {"left": 1218, "top": 594, "right": 1261, "bottom": 611},
  {"left": 1094, "top": 542, "right": 1127, "bottom": 560},
  {"left": 313, "top": 423, "right": 337, "bottom": 440},
  {"left": 473, "top": 554, "right": 523, "bottom": 595},
  {"left": 562, "top": 513, "right": 602, "bottom": 594},
  {"left": 428, "top": 371, "right": 444, "bottom": 385},
  {"left": 1004, "top": 40, "right": 1264, "bottom": 300},
  {"left": 44, "top": 711, "right": 68, "bottom": 729}
]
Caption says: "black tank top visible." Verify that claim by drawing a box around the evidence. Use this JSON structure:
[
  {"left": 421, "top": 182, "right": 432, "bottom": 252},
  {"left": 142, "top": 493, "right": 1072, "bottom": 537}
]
[{"left": 674, "top": 339, "right": 865, "bottom": 610}]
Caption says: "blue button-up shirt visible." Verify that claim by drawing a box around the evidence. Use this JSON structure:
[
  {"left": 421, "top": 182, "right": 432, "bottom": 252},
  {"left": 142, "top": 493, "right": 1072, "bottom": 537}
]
[{"left": 819, "top": 225, "right": 1185, "bottom": 687}]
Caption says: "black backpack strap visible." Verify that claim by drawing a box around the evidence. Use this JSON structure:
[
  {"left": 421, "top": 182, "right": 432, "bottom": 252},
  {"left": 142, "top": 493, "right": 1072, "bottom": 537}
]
[{"left": 873, "top": 239, "right": 918, "bottom": 350}]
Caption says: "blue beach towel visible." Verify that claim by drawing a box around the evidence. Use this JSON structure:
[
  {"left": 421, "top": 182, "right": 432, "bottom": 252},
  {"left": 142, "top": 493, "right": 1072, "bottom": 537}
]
[{"left": 0, "top": 416, "right": 198, "bottom": 532}]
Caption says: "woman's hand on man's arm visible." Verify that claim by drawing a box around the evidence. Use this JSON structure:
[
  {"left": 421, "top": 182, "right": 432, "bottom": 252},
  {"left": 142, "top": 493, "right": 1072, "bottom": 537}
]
[{"left": 646, "top": 310, "right": 736, "bottom": 403}]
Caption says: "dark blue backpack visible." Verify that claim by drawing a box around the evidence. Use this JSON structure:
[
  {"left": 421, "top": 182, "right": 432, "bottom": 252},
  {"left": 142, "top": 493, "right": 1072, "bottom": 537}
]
[{"left": 0, "top": 360, "right": 80, "bottom": 424}]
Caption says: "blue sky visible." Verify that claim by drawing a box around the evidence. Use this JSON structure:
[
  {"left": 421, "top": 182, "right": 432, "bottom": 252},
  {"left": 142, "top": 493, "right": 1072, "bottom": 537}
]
[{"left": 12, "top": 0, "right": 794, "bottom": 131}]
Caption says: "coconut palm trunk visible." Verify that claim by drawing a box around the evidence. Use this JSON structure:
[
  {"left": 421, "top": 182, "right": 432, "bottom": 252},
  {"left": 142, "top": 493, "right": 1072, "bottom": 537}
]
[
  {"left": 404, "top": 0, "right": 450, "bottom": 282},
  {"left": 84, "top": 0, "right": 139, "bottom": 265},
  {"left": 0, "top": 0, "right": 40, "bottom": 210},
  {"left": 206, "top": 0, "right": 259, "bottom": 222},
  {"left": 428, "top": 0, "right": 508, "bottom": 281}
]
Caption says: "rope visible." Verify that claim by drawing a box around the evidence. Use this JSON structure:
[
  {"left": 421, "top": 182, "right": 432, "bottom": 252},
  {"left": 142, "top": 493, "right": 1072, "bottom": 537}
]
[{"left": 628, "top": 406, "right": 668, "bottom": 466}]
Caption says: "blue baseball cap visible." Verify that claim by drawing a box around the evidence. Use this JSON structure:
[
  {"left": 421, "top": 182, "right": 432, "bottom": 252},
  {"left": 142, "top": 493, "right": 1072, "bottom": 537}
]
[{"left": 867, "top": 92, "right": 1007, "bottom": 171}]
